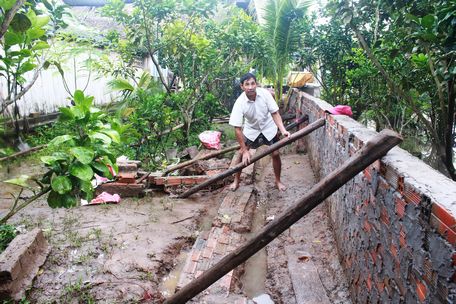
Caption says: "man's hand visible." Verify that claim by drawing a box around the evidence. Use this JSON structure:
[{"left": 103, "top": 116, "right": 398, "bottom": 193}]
[
  {"left": 282, "top": 130, "right": 291, "bottom": 138},
  {"left": 241, "top": 150, "right": 251, "bottom": 166}
]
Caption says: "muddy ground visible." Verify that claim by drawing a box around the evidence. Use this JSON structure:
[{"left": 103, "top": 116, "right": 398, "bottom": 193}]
[
  {"left": 0, "top": 159, "right": 221, "bottom": 303},
  {"left": 0, "top": 145, "right": 352, "bottom": 303}
]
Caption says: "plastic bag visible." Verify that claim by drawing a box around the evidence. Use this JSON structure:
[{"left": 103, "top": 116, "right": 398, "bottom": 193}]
[{"left": 198, "top": 131, "right": 222, "bottom": 150}]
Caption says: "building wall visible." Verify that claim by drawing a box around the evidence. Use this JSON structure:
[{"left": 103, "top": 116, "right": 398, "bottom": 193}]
[{"left": 298, "top": 91, "right": 456, "bottom": 303}]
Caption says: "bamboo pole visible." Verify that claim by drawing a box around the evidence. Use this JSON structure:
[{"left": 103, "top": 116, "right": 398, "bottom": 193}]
[
  {"left": 164, "top": 115, "right": 309, "bottom": 176},
  {"left": 165, "top": 129, "right": 402, "bottom": 303},
  {"left": 178, "top": 117, "right": 324, "bottom": 198}
]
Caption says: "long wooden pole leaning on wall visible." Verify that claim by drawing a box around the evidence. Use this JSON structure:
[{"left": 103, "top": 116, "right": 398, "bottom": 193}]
[
  {"left": 166, "top": 129, "right": 402, "bottom": 303},
  {"left": 164, "top": 115, "right": 309, "bottom": 176},
  {"left": 178, "top": 117, "right": 324, "bottom": 198}
]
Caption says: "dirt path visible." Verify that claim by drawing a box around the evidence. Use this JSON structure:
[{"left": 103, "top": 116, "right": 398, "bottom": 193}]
[{"left": 250, "top": 151, "right": 352, "bottom": 304}]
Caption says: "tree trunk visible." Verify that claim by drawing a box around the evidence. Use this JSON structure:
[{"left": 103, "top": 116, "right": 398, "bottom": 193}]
[{"left": 444, "top": 77, "right": 455, "bottom": 180}]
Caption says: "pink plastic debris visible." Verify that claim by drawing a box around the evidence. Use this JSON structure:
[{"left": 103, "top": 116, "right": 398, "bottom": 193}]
[
  {"left": 88, "top": 192, "right": 121, "bottom": 205},
  {"left": 198, "top": 131, "right": 222, "bottom": 150}
]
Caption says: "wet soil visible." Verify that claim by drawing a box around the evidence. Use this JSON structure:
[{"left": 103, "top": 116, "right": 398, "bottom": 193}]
[
  {"left": 0, "top": 159, "right": 221, "bottom": 303},
  {"left": 1, "top": 147, "right": 352, "bottom": 303}
]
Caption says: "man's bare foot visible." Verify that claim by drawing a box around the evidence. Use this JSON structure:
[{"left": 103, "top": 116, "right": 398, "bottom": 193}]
[
  {"left": 229, "top": 180, "right": 240, "bottom": 191},
  {"left": 275, "top": 181, "right": 287, "bottom": 191}
]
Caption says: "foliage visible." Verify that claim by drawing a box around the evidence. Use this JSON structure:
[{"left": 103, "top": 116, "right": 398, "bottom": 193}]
[
  {"left": 41, "top": 90, "right": 120, "bottom": 206},
  {"left": 260, "top": 0, "right": 312, "bottom": 103},
  {"left": 0, "top": 224, "right": 16, "bottom": 253},
  {"left": 1, "top": 91, "right": 123, "bottom": 224},
  {"left": 300, "top": 0, "right": 455, "bottom": 179},
  {"left": 0, "top": 0, "right": 69, "bottom": 116}
]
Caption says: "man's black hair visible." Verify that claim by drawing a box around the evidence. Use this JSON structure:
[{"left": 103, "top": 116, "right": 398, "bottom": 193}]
[{"left": 240, "top": 73, "right": 256, "bottom": 85}]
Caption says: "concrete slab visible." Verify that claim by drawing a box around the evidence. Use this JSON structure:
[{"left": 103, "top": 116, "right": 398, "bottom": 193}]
[{"left": 285, "top": 244, "right": 331, "bottom": 304}]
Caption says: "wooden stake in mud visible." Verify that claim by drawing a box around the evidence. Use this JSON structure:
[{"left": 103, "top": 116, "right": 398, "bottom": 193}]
[
  {"left": 165, "top": 129, "right": 402, "bottom": 304},
  {"left": 163, "top": 115, "right": 309, "bottom": 176},
  {"left": 178, "top": 117, "right": 324, "bottom": 198}
]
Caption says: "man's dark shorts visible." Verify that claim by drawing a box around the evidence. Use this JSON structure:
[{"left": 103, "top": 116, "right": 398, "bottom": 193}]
[{"left": 244, "top": 133, "right": 279, "bottom": 149}]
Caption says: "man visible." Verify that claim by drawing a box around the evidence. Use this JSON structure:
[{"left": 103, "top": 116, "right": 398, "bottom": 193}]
[{"left": 229, "top": 73, "right": 290, "bottom": 191}]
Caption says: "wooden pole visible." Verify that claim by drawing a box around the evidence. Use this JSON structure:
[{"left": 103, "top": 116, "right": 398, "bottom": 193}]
[
  {"left": 165, "top": 129, "right": 402, "bottom": 303},
  {"left": 178, "top": 117, "right": 324, "bottom": 199},
  {"left": 164, "top": 115, "right": 309, "bottom": 176},
  {"left": 0, "top": 144, "right": 46, "bottom": 163}
]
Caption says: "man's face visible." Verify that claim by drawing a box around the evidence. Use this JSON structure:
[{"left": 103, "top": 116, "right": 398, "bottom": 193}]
[{"left": 241, "top": 78, "right": 257, "bottom": 101}]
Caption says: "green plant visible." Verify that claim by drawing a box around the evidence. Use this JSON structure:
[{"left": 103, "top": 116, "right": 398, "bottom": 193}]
[
  {"left": 1, "top": 90, "right": 122, "bottom": 224},
  {"left": 0, "top": 224, "right": 17, "bottom": 253}
]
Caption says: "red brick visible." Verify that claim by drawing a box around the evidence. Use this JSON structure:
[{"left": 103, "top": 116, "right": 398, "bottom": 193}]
[
  {"left": 399, "top": 226, "right": 407, "bottom": 248},
  {"left": 390, "top": 245, "right": 398, "bottom": 258},
  {"left": 366, "top": 274, "right": 372, "bottom": 290},
  {"left": 363, "top": 219, "right": 372, "bottom": 232},
  {"left": 381, "top": 207, "right": 390, "bottom": 226},
  {"left": 166, "top": 176, "right": 182, "bottom": 186},
  {"left": 395, "top": 196, "right": 406, "bottom": 218},
  {"left": 202, "top": 246, "right": 214, "bottom": 259},
  {"left": 432, "top": 203, "right": 456, "bottom": 230},
  {"left": 183, "top": 260, "right": 197, "bottom": 274},
  {"left": 191, "top": 249, "right": 201, "bottom": 262},
  {"left": 404, "top": 186, "right": 421, "bottom": 205},
  {"left": 416, "top": 280, "right": 427, "bottom": 302},
  {"left": 397, "top": 176, "right": 404, "bottom": 194},
  {"left": 363, "top": 168, "right": 372, "bottom": 182},
  {"left": 430, "top": 214, "right": 456, "bottom": 245}
]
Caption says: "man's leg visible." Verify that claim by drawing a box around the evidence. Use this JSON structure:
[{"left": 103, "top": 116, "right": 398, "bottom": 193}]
[
  {"left": 272, "top": 150, "right": 286, "bottom": 191},
  {"left": 229, "top": 150, "right": 243, "bottom": 191}
]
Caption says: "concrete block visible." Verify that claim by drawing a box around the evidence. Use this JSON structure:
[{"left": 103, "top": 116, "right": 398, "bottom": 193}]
[{"left": 0, "top": 229, "right": 49, "bottom": 301}]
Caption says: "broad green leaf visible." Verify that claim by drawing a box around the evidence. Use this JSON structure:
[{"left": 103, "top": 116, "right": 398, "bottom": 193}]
[
  {"left": 72, "top": 106, "right": 86, "bottom": 119},
  {"left": 80, "top": 180, "right": 94, "bottom": 201},
  {"left": 25, "top": 9, "right": 37, "bottom": 25},
  {"left": 32, "top": 41, "right": 50, "bottom": 50},
  {"left": 27, "top": 28, "right": 46, "bottom": 40},
  {"left": 35, "top": 15, "right": 50, "bottom": 28},
  {"left": 3, "top": 175, "right": 30, "bottom": 188},
  {"left": 73, "top": 90, "right": 85, "bottom": 106},
  {"left": 100, "top": 129, "right": 120, "bottom": 143},
  {"left": 91, "top": 161, "right": 112, "bottom": 178},
  {"left": 70, "top": 147, "right": 94, "bottom": 164},
  {"left": 18, "top": 62, "right": 36, "bottom": 74},
  {"left": 421, "top": 15, "right": 435, "bottom": 29},
  {"left": 49, "top": 135, "right": 74, "bottom": 147},
  {"left": 51, "top": 175, "right": 72, "bottom": 194},
  {"left": 89, "top": 132, "right": 112, "bottom": 145},
  {"left": 59, "top": 107, "right": 75, "bottom": 120},
  {"left": 10, "top": 14, "right": 32, "bottom": 32},
  {"left": 4, "top": 32, "right": 23, "bottom": 46},
  {"left": 70, "top": 163, "right": 94, "bottom": 181},
  {"left": 0, "top": 0, "right": 16, "bottom": 10},
  {"left": 108, "top": 78, "right": 134, "bottom": 92},
  {"left": 40, "top": 153, "right": 69, "bottom": 165},
  {"left": 47, "top": 191, "right": 77, "bottom": 208}
]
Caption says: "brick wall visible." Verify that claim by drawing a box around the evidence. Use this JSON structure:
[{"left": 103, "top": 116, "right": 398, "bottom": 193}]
[{"left": 298, "top": 92, "right": 456, "bottom": 303}]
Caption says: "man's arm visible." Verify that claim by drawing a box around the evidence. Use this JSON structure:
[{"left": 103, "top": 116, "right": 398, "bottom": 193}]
[
  {"left": 234, "top": 127, "right": 251, "bottom": 165},
  {"left": 271, "top": 111, "right": 291, "bottom": 137}
]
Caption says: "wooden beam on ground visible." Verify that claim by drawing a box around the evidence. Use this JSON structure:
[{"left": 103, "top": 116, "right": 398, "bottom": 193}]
[
  {"left": 0, "top": 144, "right": 46, "bottom": 163},
  {"left": 178, "top": 117, "right": 324, "bottom": 198},
  {"left": 164, "top": 115, "right": 309, "bottom": 176},
  {"left": 165, "top": 129, "right": 402, "bottom": 303}
]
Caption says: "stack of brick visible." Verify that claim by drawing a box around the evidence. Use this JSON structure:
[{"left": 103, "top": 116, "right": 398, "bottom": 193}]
[
  {"left": 95, "top": 161, "right": 145, "bottom": 197},
  {"left": 300, "top": 92, "right": 456, "bottom": 303},
  {"left": 177, "top": 189, "right": 255, "bottom": 302}
]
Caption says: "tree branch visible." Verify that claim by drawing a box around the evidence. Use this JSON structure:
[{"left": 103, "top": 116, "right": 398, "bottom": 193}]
[{"left": 0, "top": 0, "right": 25, "bottom": 40}]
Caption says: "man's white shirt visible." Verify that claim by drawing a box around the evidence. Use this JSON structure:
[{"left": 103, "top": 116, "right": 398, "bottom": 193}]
[{"left": 229, "top": 87, "right": 279, "bottom": 141}]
